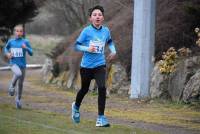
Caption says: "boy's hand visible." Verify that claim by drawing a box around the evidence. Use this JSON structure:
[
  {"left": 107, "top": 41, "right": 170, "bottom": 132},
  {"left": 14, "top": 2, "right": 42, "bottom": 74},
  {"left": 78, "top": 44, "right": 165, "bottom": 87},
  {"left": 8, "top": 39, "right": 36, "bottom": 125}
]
[
  {"left": 107, "top": 53, "right": 116, "bottom": 61},
  {"left": 6, "top": 53, "right": 12, "bottom": 59},
  {"left": 88, "top": 45, "right": 96, "bottom": 52},
  {"left": 22, "top": 43, "right": 27, "bottom": 49}
]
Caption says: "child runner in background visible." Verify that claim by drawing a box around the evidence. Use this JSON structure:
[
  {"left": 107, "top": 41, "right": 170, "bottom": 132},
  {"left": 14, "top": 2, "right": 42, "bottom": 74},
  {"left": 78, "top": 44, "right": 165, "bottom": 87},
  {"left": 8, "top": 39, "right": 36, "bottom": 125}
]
[
  {"left": 72, "top": 5, "right": 116, "bottom": 127},
  {"left": 4, "top": 25, "right": 33, "bottom": 109}
]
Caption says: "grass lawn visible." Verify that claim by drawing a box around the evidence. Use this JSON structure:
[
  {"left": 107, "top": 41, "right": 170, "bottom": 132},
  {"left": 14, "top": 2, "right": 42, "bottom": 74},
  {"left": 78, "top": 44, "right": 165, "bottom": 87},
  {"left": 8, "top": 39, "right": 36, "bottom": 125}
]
[{"left": 0, "top": 104, "right": 161, "bottom": 134}]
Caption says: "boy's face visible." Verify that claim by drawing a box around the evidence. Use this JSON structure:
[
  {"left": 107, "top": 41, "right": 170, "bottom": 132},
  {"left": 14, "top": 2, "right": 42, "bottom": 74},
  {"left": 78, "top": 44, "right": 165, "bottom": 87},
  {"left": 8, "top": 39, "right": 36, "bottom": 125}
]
[
  {"left": 15, "top": 27, "right": 23, "bottom": 37},
  {"left": 89, "top": 9, "right": 104, "bottom": 28}
]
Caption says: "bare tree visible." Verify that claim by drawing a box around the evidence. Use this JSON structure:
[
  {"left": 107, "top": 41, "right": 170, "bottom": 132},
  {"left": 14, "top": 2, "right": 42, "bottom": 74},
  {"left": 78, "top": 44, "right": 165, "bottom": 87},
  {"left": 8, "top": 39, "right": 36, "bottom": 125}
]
[{"left": 45, "top": 0, "right": 99, "bottom": 33}]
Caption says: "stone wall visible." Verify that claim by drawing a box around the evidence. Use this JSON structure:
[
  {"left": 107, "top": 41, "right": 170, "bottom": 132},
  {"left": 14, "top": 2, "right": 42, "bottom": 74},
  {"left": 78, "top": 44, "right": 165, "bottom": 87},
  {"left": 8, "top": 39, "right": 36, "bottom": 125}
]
[
  {"left": 150, "top": 56, "right": 200, "bottom": 103},
  {"left": 42, "top": 55, "right": 200, "bottom": 103},
  {"left": 41, "top": 59, "right": 130, "bottom": 96}
]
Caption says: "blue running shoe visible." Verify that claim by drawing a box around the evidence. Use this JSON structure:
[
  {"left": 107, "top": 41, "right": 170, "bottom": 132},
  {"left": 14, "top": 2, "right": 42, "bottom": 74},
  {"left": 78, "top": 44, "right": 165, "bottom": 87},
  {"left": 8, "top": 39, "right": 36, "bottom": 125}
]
[
  {"left": 96, "top": 115, "right": 110, "bottom": 127},
  {"left": 71, "top": 102, "right": 80, "bottom": 123},
  {"left": 16, "top": 99, "right": 22, "bottom": 109},
  {"left": 8, "top": 86, "right": 15, "bottom": 96}
]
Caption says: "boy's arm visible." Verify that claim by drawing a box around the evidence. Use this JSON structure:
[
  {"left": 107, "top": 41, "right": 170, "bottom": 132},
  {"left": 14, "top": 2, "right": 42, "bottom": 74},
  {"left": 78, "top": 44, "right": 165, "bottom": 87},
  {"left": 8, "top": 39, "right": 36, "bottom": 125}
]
[
  {"left": 74, "top": 28, "right": 96, "bottom": 52},
  {"left": 107, "top": 40, "right": 116, "bottom": 61},
  {"left": 107, "top": 28, "right": 116, "bottom": 54},
  {"left": 75, "top": 42, "right": 96, "bottom": 53},
  {"left": 107, "top": 29, "right": 116, "bottom": 61},
  {"left": 75, "top": 41, "right": 90, "bottom": 52},
  {"left": 108, "top": 39, "right": 116, "bottom": 54}
]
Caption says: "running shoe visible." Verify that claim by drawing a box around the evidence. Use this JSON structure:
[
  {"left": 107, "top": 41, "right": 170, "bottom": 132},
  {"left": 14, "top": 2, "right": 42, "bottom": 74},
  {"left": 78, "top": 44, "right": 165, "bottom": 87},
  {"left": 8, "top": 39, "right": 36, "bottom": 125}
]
[
  {"left": 71, "top": 102, "right": 80, "bottom": 123},
  {"left": 15, "top": 99, "right": 22, "bottom": 109},
  {"left": 96, "top": 115, "right": 110, "bottom": 127},
  {"left": 8, "top": 86, "right": 15, "bottom": 96}
]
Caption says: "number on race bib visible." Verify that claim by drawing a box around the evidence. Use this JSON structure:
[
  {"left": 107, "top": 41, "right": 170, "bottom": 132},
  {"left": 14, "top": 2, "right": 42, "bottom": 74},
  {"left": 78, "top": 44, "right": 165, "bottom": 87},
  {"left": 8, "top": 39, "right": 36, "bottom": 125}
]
[
  {"left": 11, "top": 48, "right": 23, "bottom": 57},
  {"left": 89, "top": 40, "right": 105, "bottom": 53}
]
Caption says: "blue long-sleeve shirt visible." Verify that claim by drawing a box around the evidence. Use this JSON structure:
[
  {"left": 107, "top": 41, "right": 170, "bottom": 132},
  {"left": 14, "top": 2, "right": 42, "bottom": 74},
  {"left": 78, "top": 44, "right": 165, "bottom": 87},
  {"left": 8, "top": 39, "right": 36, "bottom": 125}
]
[
  {"left": 75, "top": 24, "right": 116, "bottom": 68},
  {"left": 4, "top": 37, "right": 33, "bottom": 68}
]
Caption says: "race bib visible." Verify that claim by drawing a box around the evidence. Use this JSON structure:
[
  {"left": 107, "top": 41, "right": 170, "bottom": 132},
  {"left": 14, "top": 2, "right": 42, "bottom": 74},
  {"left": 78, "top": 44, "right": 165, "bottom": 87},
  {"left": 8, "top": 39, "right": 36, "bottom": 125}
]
[
  {"left": 89, "top": 40, "right": 105, "bottom": 53},
  {"left": 10, "top": 48, "right": 23, "bottom": 57}
]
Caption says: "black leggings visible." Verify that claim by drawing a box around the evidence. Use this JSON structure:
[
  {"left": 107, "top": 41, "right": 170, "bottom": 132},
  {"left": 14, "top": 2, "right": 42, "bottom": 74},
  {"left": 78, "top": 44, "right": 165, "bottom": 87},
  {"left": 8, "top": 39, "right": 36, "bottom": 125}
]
[{"left": 75, "top": 65, "right": 106, "bottom": 115}]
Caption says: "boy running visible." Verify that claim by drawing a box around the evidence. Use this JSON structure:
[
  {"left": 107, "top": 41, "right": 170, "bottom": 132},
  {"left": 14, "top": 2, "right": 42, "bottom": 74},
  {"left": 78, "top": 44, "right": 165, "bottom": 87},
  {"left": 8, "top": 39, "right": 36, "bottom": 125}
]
[
  {"left": 72, "top": 5, "right": 116, "bottom": 127},
  {"left": 4, "top": 25, "right": 33, "bottom": 109}
]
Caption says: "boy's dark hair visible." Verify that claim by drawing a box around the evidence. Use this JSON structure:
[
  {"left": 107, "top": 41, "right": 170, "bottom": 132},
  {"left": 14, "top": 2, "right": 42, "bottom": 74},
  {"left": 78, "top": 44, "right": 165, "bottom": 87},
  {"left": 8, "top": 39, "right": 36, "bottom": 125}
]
[{"left": 88, "top": 5, "right": 104, "bottom": 16}]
